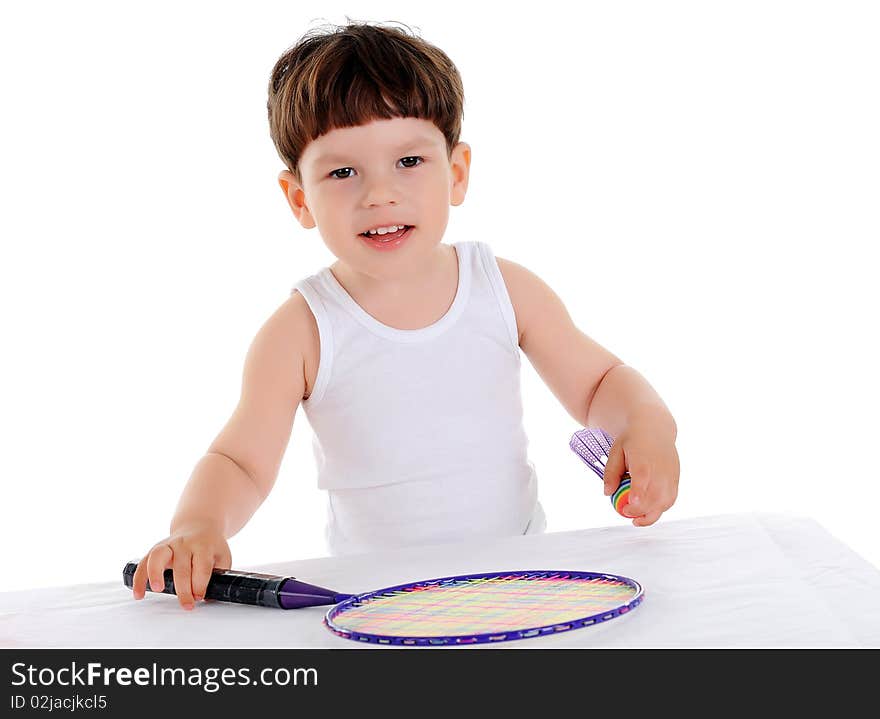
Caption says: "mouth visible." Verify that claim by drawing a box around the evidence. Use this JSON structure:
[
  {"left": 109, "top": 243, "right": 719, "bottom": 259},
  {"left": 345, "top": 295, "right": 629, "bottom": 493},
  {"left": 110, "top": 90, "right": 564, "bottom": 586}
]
[
  {"left": 358, "top": 225, "right": 414, "bottom": 251},
  {"left": 358, "top": 225, "right": 414, "bottom": 241}
]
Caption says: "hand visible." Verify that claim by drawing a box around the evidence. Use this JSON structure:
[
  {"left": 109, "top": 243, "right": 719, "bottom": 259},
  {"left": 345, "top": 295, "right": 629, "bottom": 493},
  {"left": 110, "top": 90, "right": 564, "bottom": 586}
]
[
  {"left": 131, "top": 523, "right": 231, "bottom": 610},
  {"left": 603, "top": 417, "right": 679, "bottom": 527}
]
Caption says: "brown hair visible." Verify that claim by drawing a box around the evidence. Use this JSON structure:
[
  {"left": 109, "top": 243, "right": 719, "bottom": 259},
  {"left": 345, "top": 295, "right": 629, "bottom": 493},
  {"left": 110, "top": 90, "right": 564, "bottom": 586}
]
[{"left": 267, "top": 19, "right": 465, "bottom": 184}]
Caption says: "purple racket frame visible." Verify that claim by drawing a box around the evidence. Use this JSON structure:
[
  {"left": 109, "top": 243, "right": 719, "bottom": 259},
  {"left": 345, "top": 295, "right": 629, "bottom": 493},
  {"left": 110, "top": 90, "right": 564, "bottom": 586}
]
[{"left": 324, "top": 569, "right": 644, "bottom": 647}]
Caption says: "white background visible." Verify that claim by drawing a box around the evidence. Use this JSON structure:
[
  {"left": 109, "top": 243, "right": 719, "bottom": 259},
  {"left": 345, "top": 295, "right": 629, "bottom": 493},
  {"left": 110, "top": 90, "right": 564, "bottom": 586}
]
[{"left": 1, "top": 1, "right": 877, "bottom": 593}]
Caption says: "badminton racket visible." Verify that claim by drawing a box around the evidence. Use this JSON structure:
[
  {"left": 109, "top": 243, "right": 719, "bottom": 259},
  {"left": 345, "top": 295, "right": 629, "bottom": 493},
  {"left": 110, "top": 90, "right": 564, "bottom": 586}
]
[
  {"left": 570, "top": 426, "right": 632, "bottom": 515},
  {"left": 325, "top": 569, "right": 642, "bottom": 646},
  {"left": 123, "top": 563, "right": 643, "bottom": 646}
]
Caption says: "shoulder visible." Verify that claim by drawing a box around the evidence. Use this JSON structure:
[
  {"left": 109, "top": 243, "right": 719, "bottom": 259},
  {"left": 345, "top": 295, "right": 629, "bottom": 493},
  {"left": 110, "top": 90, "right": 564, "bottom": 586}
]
[
  {"left": 494, "top": 255, "right": 562, "bottom": 346},
  {"left": 249, "top": 291, "right": 320, "bottom": 401},
  {"left": 494, "top": 255, "right": 536, "bottom": 291}
]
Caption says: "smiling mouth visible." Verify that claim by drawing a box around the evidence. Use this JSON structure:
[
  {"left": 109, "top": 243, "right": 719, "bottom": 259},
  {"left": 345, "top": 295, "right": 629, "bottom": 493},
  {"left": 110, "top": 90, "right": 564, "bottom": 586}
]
[{"left": 359, "top": 225, "right": 414, "bottom": 238}]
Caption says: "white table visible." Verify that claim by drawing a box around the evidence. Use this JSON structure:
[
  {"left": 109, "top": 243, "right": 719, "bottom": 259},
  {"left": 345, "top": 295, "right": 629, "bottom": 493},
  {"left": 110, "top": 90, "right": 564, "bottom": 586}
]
[{"left": 2, "top": 513, "right": 879, "bottom": 648}]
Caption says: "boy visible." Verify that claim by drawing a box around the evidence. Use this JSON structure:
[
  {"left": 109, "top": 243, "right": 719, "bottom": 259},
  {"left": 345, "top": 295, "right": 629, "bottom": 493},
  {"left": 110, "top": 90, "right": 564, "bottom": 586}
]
[{"left": 132, "top": 21, "right": 679, "bottom": 610}]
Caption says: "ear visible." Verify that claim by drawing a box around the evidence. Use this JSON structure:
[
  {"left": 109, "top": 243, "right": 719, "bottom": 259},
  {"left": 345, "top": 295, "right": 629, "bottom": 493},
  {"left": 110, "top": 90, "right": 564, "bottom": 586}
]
[
  {"left": 449, "top": 142, "right": 471, "bottom": 207},
  {"left": 277, "top": 170, "right": 317, "bottom": 229}
]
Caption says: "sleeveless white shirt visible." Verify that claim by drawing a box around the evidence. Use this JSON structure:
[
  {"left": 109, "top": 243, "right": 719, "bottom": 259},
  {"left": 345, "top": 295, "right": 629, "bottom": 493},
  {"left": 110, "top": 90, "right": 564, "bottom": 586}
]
[{"left": 292, "top": 240, "right": 545, "bottom": 555}]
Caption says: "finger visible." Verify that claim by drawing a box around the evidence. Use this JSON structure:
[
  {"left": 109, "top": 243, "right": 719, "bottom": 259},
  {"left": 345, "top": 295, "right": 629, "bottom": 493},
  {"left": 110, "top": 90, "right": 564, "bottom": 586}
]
[
  {"left": 215, "top": 545, "right": 232, "bottom": 571},
  {"left": 627, "top": 491, "right": 676, "bottom": 520},
  {"left": 131, "top": 555, "right": 150, "bottom": 599},
  {"left": 201, "top": 546, "right": 232, "bottom": 603},
  {"left": 632, "top": 509, "right": 663, "bottom": 527},
  {"left": 624, "top": 474, "right": 653, "bottom": 517},
  {"left": 603, "top": 440, "right": 627, "bottom": 496},
  {"left": 173, "top": 550, "right": 196, "bottom": 610},
  {"left": 628, "top": 470, "right": 679, "bottom": 518},
  {"left": 191, "top": 554, "right": 216, "bottom": 602},
  {"left": 622, "top": 499, "right": 644, "bottom": 518},
  {"left": 667, "top": 479, "right": 679, "bottom": 508},
  {"left": 146, "top": 544, "right": 173, "bottom": 596}
]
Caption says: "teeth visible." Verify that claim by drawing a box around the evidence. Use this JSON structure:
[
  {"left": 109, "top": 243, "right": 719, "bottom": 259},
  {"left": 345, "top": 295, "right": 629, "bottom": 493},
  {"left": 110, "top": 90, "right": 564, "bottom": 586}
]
[{"left": 366, "top": 225, "right": 405, "bottom": 235}]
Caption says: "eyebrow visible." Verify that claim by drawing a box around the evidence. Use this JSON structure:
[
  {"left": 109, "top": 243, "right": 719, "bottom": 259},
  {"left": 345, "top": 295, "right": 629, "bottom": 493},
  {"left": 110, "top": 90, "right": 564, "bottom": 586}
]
[{"left": 312, "top": 136, "right": 439, "bottom": 165}]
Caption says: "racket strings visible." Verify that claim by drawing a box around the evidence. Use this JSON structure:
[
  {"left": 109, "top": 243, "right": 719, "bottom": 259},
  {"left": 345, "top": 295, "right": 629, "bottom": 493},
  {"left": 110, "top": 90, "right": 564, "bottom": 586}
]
[{"left": 334, "top": 573, "right": 638, "bottom": 636}]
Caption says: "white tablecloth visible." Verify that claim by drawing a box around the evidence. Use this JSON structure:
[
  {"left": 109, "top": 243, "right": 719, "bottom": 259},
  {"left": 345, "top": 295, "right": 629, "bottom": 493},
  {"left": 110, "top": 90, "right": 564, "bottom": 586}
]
[{"left": 2, "top": 513, "right": 879, "bottom": 648}]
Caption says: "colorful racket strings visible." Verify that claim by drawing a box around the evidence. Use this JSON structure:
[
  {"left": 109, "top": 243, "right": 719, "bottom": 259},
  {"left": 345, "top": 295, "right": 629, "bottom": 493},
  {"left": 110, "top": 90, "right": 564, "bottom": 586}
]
[{"left": 325, "top": 570, "right": 643, "bottom": 646}]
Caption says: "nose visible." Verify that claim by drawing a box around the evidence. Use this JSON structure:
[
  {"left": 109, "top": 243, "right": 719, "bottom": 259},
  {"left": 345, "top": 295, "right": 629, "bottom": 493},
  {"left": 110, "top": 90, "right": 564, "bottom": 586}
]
[{"left": 362, "top": 171, "right": 400, "bottom": 207}]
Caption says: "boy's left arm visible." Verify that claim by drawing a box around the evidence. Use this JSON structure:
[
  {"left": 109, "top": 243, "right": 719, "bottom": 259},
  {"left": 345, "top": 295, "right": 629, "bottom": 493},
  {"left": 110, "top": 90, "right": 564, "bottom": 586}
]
[{"left": 497, "top": 257, "right": 679, "bottom": 527}]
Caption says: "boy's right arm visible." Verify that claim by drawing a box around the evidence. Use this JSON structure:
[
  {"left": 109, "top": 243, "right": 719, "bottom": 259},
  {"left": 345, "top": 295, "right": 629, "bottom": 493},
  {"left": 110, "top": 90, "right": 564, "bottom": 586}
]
[{"left": 131, "top": 293, "right": 314, "bottom": 609}]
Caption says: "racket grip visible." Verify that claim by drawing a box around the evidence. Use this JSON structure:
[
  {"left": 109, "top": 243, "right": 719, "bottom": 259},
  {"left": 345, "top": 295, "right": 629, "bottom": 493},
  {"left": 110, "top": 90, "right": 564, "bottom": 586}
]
[{"left": 123, "top": 561, "right": 291, "bottom": 608}]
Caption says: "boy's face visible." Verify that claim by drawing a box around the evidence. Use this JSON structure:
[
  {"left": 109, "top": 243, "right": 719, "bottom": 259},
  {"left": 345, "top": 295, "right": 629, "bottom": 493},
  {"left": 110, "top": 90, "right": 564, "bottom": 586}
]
[{"left": 278, "top": 117, "right": 471, "bottom": 279}]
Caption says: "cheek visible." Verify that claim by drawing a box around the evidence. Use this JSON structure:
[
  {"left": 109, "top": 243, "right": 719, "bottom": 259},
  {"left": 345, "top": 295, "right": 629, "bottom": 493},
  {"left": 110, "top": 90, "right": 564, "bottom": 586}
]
[
  {"left": 417, "top": 172, "right": 453, "bottom": 208},
  {"left": 314, "top": 189, "right": 352, "bottom": 222}
]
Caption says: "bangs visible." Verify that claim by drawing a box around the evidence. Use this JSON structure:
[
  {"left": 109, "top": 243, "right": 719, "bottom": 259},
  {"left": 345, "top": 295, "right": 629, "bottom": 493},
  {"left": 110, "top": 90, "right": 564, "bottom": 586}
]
[{"left": 268, "top": 22, "right": 464, "bottom": 182}]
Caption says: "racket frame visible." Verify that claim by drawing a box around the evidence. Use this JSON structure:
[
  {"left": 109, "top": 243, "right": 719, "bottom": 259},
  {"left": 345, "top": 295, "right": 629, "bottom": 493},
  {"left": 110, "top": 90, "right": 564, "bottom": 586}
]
[{"left": 324, "top": 569, "right": 643, "bottom": 647}]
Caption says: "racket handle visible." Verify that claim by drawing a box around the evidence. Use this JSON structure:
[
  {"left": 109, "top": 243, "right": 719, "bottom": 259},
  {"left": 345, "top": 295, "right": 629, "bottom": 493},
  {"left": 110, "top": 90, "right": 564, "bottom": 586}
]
[{"left": 123, "top": 561, "right": 352, "bottom": 609}]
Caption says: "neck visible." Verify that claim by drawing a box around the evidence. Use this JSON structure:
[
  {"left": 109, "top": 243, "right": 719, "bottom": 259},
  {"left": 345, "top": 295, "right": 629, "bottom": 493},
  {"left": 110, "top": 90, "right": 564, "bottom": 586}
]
[{"left": 331, "top": 244, "right": 454, "bottom": 300}]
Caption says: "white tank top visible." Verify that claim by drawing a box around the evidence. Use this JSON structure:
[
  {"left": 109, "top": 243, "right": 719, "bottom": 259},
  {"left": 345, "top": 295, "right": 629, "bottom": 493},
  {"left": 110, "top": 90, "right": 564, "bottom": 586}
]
[{"left": 292, "top": 240, "right": 545, "bottom": 555}]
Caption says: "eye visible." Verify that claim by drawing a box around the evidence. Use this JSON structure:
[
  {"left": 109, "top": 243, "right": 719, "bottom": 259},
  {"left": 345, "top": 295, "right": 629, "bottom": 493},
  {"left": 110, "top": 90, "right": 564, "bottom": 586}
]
[{"left": 328, "top": 156, "right": 424, "bottom": 180}]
